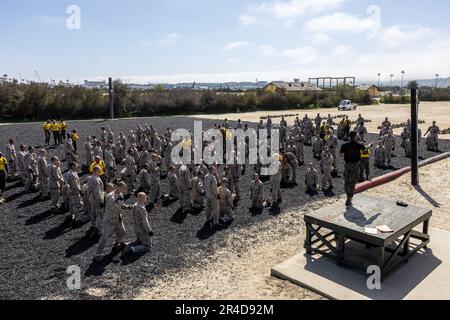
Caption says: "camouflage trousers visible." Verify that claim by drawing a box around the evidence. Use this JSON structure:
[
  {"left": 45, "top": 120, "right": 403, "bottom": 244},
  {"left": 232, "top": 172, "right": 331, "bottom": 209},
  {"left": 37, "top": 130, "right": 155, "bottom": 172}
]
[
  {"left": 96, "top": 221, "right": 126, "bottom": 255},
  {"left": 179, "top": 188, "right": 191, "bottom": 211},
  {"left": 359, "top": 158, "right": 370, "bottom": 180},
  {"left": 205, "top": 198, "right": 220, "bottom": 225},
  {"left": 344, "top": 162, "right": 360, "bottom": 201}
]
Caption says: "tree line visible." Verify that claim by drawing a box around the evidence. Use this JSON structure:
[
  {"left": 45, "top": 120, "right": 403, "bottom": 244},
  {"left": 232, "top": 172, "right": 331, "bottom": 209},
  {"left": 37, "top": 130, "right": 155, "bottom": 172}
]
[{"left": 1, "top": 80, "right": 448, "bottom": 122}]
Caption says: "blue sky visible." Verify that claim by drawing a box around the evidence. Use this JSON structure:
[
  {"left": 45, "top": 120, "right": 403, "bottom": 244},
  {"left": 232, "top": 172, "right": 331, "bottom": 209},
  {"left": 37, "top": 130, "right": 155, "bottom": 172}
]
[{"left": 1, "top": 0, "right": 449, "bottom": 83}]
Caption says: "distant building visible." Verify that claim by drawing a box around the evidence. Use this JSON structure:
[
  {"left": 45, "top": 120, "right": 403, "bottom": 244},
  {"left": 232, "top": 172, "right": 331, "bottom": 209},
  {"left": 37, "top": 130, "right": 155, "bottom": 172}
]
[
  {"left": 0, "top": 75, "right": 10, "bottom": 83},
  {"left": 264, "top": 81, "right": 322, "bottom": 94},
  {"left": 356, "top": 84, "right": 381, "bottom": 97},
  {"left": 84, "top": 80, "right": 107, "bottom": 89}
]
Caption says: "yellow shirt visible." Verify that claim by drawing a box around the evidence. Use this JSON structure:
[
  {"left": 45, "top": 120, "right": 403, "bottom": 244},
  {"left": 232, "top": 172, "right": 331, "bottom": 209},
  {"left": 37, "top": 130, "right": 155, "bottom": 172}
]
[
  {"left": 71, "top": 133, "right": 79, "bottom": 142},
  {"left": 90, "top": 161, "right": 105, "bottom": 176},
  {"left": 60, "top": 122, "right": 67, "bottom": 130},
  {"left": 43, "top": 123, "right": 51, "bottom": 131},
  {"left": 361, "top": 148, "right": 371, "bottom": 158},
  {"left": 50, "top": 123, "right": 60, "bottom": 132},
  {"left": 0, "top": 157, "right": 7, "bottom": 171}
]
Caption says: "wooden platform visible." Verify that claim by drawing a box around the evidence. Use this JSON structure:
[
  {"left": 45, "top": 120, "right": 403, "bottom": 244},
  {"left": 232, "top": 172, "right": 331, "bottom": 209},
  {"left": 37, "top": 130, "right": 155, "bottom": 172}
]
[{"left": 304, "top": 194, "right": 432, "bottom": 279}]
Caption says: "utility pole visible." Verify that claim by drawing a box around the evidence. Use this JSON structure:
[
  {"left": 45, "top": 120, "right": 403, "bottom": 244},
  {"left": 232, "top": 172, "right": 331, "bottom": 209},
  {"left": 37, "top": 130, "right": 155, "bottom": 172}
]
[
  {"left": 108, "top": 77, "right": 114, "bottom": 120},
  {"left": 411, "top": 87, "right": 419, "bottom": 186}
]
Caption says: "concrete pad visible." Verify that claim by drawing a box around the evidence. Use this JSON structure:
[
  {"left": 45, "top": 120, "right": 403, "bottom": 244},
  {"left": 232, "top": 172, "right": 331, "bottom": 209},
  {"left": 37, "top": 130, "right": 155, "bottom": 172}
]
[{"left": 271, "top": 228, "right": 450, "bottom": 300}]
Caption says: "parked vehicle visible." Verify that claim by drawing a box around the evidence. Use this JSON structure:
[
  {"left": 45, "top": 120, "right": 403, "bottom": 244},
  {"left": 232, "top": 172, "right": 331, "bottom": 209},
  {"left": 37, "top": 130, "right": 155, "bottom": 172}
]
[{"left": 338, "top": 100, "right": 357, "bottom": 111}]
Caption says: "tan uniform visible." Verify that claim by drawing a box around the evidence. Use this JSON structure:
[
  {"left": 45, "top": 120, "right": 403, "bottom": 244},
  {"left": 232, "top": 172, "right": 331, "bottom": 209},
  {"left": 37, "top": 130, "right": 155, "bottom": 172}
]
[
  {"left": 321, "top": 154, "right": 334, "bottom": 190},
  {"left": 66, "top": 169, "right": 83, "bottom": 220},
  {"left": 48, "top": 164, "right": 64, "bottom": 209},
  {"left": 104, "top": 149, "right": 116, "bottom": 182},
  {"left": 87, "top": 175, "right": 104, "bottom": 230},
  {"left": 131, "top": 203, "right": 152, "bottom": 248},
  {"left": 65, "top": 139, "right": 76, "bottom": 171},
  {"left": 23, "top": 152, "right": 38, "bottom": 191},
  {"left": 305, "top": 168, "right": 319, "bottom": 192},
  {"left": 179, "top": 165, "right": 192, "bottom": 211},
  {"left": 218, "top": 186, "right": 234, "bottom": 220},
  {"left": 250, "top": 180, "right": 264, "bottom": 210},
  {"left": 168, "top": 171, "right": 179, "bottom": 198},
  {"left": 124, "top": 155, "right": 136, "bottom": 193},
  {"left": 270, "top": 161, "right": 282, "bottom": 205},
  {"left": 37, "top": 156, "right": 49, "bottom": 195},
  {"left": 95, "top": 192, "right": 126, "bottom": 256},
  {"left": 137, "top": 168, "right": 151, "bottom": 193},
  {"left": 191, "top": 176, "right": 205, "bottom": 208},
  {"left": 204, "top": 173, "right": 219, "bottom": 224}
]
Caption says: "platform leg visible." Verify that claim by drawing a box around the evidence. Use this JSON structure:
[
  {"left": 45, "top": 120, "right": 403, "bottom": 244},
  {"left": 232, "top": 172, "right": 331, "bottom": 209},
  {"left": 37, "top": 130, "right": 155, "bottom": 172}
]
[
  {"left": 336, "top": 235, "right": 345, "bottom": 266},
  {"left": 305, "top": 223, "right": 312, "bottom": 254},
  {"left": 423, "top": 219, "right": 430, "bottom": 249},
  {"left": 378, "top": 246, "right": 385, "bottom": 281}
]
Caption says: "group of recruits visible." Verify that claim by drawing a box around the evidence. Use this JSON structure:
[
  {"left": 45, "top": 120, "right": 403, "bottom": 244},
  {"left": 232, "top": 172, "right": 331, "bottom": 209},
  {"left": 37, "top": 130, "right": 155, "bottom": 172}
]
[
  {"left": 0, "top": 115, "right": 442, "bottom": 259},
  {"left": 42, "top": 119, "right": 80, "bottom": 148}
]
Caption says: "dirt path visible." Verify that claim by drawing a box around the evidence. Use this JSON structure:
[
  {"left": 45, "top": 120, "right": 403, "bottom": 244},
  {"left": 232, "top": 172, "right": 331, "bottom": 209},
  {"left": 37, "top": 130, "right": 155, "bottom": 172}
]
[{"left": 191, "top": 101, "right": 450, "bottom": 139}]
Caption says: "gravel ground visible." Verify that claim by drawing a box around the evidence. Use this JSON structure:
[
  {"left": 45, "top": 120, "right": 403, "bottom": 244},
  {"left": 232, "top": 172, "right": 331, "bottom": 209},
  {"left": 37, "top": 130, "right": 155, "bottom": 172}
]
[{"left": 0, "top": 116, "right": 448, "bottom": 300}]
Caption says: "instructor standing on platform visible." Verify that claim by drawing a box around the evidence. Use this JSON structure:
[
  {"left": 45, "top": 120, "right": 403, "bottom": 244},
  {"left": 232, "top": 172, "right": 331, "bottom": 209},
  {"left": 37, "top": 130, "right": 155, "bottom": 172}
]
[{"left": 340, "top": 131, "right": 365, "bottom": 207}]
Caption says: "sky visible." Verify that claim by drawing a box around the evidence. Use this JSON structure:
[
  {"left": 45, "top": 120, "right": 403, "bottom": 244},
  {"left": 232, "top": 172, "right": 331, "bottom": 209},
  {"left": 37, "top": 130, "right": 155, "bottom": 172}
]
[{"left": 1, "top": 0, "right": 449, "bottom": 84}]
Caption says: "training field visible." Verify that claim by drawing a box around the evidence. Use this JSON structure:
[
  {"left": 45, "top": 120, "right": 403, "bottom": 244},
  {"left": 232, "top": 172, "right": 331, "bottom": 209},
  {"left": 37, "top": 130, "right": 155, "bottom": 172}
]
[
  {"left": 192, "top": 101, "right": 450, "bottom": 139},
  {"left": 0, "top": 115, "right": 449, "bottom": 300}
]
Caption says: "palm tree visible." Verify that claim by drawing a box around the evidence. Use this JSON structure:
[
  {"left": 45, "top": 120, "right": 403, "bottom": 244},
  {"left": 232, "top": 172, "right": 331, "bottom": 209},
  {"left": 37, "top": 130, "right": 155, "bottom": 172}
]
[
  {"left": 435, "top": 74, "right": 440, "bottom": 88},
  {"left": 377, "top": 73, "right": 381, "bottom": 87},
  {"left": 401, "top": 70, "right": 405, "bottom": 88},
  {"left": 390, "top": 74, "right": 394, "bottom": 87}
]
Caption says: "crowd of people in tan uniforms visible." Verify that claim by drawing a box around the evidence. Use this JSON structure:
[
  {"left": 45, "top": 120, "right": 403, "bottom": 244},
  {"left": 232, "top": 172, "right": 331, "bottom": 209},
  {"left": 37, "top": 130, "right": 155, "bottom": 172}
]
[{"left": 0, "top": 115, "right": 442, "bottom": 262}]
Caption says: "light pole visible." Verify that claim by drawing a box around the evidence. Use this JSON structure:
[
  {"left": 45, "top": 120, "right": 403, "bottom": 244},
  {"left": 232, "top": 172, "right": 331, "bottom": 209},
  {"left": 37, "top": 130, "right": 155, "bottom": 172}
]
[
  {"left": 435, "top": 74, "right": 440, "bottom": 88},
  {"left": 390, "top": 74, "right": 394, "bottom": 87},
  {"left": 377, "top": 73, "right": 381, "bottom": 87},
  {"left": 401, "top": 70, "right": 405, "bottom": 88},
  {"left": 109, "top": 77, "right": 114, "bottom": 120}
]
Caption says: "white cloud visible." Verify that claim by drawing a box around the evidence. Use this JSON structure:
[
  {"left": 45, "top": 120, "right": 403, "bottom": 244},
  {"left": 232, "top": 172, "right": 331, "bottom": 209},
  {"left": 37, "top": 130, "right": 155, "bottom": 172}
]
[
  {"left": 259, "top": 45, "right": 275, "bottom": 56},
  {"left": 239, "top": 15, "right": 256, "bottom": 26},
  {"left": 377, "top": 26, "right": 435, "bottom": 49},
  {"left": 253, "top": 0, "right": 348, "bottom": 19},
  {"left": 310, "top": 33, "right": 333, "bottom": 45},
  {"left": 305, "top": 12, "right": 379, "bottom": 34},
  {"left": 258, "top": 44, "right": 318, "bottom": 65},
  {"left": 222, "top": 41, "right": 251, "bottom": 51}
]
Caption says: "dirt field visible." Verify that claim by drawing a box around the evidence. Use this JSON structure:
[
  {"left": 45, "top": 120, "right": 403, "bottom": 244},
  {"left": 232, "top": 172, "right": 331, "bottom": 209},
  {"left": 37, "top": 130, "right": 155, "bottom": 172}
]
[{"left": 192, "top": 101, "right": 450, "bottom": 139}]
